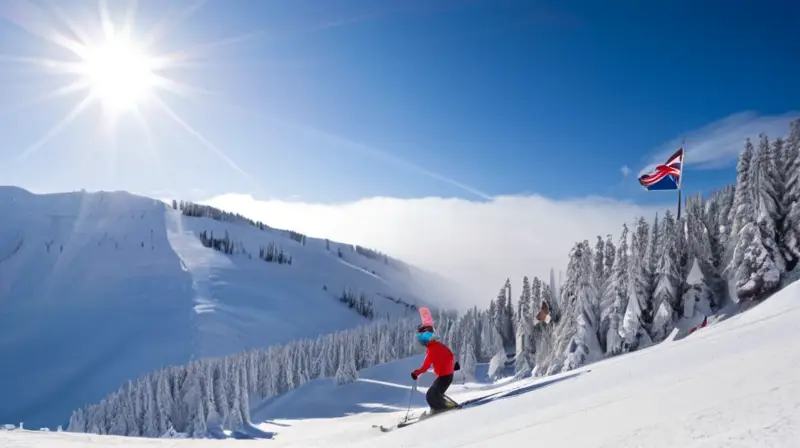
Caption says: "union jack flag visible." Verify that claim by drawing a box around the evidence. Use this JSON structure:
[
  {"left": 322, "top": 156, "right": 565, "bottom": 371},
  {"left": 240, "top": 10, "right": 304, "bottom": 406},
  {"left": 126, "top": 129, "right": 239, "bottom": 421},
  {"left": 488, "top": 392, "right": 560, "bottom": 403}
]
[{"left": 639, "top": 148, "right": 683, "bottom": 191}]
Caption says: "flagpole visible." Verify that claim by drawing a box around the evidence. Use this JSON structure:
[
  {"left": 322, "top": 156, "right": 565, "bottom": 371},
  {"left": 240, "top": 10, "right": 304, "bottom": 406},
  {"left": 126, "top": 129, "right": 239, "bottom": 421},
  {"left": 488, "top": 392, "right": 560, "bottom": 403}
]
[{"left": 677, "top": 138, "right": 685, "bottom": 220}]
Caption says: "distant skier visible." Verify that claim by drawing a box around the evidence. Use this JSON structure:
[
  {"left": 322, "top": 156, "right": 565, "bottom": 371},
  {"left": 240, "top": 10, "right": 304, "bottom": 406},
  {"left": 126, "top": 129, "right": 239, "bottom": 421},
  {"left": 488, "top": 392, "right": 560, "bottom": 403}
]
[{"left": 411, "top": 324, "right": 461, "bottom": 413}]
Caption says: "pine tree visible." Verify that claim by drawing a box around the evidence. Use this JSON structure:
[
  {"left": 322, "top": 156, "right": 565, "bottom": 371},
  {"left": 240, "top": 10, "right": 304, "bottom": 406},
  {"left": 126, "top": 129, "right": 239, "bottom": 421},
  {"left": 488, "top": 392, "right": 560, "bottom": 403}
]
[
  {"left": 597, "top": 233, "right": 617, "bottom": 352},
  {"left": 334, "top": 339, "right": 358, "bottom": 385},
  {"left": 652, "top": 210, "right": 682, "bottom": 342},
  {"left": 725, "top": 138, "right": 759, "bottom": 291},
  {"left": 754, "top": 133, "right": 786, "bottom": 278},
  {"left": 562, "top": 241, "right": 602, "bottom": 371},
  {"left": 515, "top": 276, "right": 534, "bottom": 376},
  {"left": 505, "top": 279, "right": 515, "bottom": 342},
  {"left": 603, "top": 234, "right": 616, "bottom": 285},
  {"left": 781, "top": 119, "right": 800, "bottom": 269},
  {"left": 729, "top": 138, "right": 756, "bottom": 242},
  {"left": 702, "top": 194, "right": 726, "bottom": 307},
  {"left": 547, "top": 268, "right": 561, "bottom": 321},
  {"left": 604, "top": 223, "right": 630, "bottom": 355},
  {"left": 647, "top": 213, "right": 661, "bottom": 300},
  {"left": 518, "top": 276, "right": 532, "bottom": 325},
  {"left": 716, "top": 185, "right": 735, "bottom": 250},
  {"left": 547, "top": 243, "right": 583, "bottom": 373},
  {"left": 493, "top": 279, "right": 515, "bottom": 351},
  {"left": 622, "top": 217, "right": 653, "bottom": 351},
  {"left": 676, "top": 213, "right": 692, "bottom": 284},
  {"left": 593, "top": 235, "right": 606, "bottom": 290},
  {"left": 531, "top": 277, "right": 543, "bottom": 312},
  {"left": 460, "top": 337, "right": 478, "bottom": 380},
  {"left": 732, "top": 222, "right": 781, "bottom": 300},
  {"left": 547, "top": 241, "right": 601, "bottom": 372}
]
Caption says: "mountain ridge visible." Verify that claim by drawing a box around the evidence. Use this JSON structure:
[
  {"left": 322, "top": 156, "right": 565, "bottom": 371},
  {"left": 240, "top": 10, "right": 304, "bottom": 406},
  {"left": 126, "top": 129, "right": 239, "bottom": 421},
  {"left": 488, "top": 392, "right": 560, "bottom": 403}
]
[{"left": 0, "top": 186, "right": 456, "bottom": 428}]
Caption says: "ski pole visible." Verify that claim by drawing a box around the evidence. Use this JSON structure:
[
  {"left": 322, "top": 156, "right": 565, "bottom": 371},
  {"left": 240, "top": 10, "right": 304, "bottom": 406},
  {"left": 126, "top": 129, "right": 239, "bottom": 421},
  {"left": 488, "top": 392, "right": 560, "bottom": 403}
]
[{"left": 403, "top": 380, "right": 417, "bottom": 423}]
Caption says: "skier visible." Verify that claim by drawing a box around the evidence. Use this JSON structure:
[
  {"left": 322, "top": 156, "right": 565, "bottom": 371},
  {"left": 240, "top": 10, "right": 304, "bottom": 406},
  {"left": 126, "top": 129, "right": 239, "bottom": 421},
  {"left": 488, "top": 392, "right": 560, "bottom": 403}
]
[{"left": 411, "top": 324, "right": 461, "bottom": 414}]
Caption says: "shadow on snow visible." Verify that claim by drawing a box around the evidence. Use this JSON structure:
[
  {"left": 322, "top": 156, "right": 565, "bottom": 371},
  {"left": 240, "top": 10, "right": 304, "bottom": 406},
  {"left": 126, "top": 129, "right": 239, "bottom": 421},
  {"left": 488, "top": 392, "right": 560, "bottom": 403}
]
[{"left": 458, "top": 369, "right": 590, "bottom": 410}]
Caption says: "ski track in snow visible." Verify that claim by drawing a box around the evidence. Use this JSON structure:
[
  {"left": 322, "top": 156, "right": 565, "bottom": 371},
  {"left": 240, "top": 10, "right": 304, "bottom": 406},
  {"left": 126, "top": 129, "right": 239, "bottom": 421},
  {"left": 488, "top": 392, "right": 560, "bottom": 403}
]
[{"left": 4, "top": 279, "right": 800, "bottom": 447}]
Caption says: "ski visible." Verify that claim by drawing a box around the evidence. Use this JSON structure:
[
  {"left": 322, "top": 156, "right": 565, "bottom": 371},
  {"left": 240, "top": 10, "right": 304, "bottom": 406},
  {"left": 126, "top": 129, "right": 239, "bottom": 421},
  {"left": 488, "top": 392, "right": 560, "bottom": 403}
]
[
  {"left": 375, "top": 406, "right": 459, "bottom": 432},
  {"left": 375, "top": 369, "right": 593, "bottom": 432}
]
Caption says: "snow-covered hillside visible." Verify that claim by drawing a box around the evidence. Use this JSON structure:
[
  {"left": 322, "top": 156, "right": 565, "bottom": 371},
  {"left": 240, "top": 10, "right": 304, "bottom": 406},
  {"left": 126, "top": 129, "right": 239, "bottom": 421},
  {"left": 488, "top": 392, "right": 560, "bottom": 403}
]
[
  {"left": 0, "top": 187, "right": 451, "bottom": 429},
  {"left": 4, "top": 278, "right": 798, "bottom": 447}
]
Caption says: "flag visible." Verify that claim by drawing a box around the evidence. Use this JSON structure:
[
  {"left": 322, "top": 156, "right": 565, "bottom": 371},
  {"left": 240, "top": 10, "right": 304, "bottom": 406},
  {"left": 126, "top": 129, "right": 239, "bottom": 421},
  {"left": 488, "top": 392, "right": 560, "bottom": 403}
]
[{"left": 639, "top": 148, "right": 683, "bottom": 191}]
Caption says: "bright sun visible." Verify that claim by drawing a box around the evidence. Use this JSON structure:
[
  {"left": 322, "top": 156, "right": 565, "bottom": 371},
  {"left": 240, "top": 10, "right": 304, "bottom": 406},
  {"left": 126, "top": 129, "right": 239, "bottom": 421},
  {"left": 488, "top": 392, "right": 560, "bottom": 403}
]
[
  {"left": 11, "top": 0, "right": 259, "bottom": 183},
  {"left": 81, "top": 37, "right": 156, "bottom": 112}
]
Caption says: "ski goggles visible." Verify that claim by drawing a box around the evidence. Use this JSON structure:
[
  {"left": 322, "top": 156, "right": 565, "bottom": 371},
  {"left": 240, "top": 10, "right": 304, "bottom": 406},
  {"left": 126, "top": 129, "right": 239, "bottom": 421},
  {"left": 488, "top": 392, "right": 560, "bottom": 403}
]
[{"left": 417, "top": 331, "right": 434, "bottom": 344}]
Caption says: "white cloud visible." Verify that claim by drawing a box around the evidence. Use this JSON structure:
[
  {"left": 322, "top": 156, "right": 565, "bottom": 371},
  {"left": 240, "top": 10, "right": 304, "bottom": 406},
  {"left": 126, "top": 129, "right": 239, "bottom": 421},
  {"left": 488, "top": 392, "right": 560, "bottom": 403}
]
[
  {"left": 620, "top": 165, "right": 631, "bottom": 178},
  {"left": 641, "top": 111, "right": 799, "bottom": 175},
  {"left": 203, "top": 193, "right": 664, "bottom": 309}
]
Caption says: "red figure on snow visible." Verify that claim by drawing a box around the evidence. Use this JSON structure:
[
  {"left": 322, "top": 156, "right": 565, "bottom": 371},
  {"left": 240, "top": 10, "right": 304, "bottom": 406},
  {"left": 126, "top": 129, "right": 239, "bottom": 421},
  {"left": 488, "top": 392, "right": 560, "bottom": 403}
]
[{"left": 411, "top": 324, "right": 460, "bottom": 412}]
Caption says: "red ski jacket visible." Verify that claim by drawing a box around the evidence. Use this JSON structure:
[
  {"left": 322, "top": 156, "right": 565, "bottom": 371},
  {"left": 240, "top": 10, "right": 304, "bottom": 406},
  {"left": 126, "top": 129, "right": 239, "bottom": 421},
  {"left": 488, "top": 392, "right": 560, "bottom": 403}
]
[{"left": 414, "top": 340, "right": 455, "bottom": 377}]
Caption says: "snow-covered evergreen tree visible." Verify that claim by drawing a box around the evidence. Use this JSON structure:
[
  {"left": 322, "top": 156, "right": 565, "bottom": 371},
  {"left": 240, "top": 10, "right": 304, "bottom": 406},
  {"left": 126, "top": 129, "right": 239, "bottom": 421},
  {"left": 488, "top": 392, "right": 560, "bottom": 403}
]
[
  {"left": 726, "top": 134, "right": 784, "bottom": 301},
  {"left": 593, "top": 235, "right": 606, "bottom": 290},
  {"left": 545, "top": 246, "right": 582, "bottom": 373},
  {"left": 652, "top": 210, "right": 682, "bottom": 342},
  {"left": 546, "top": 241, "right": 601, "bottom": 373},
  {"left": 596, "top": 233, "right": 618, "bottom": 352},
  {"left": 548, "top": 267, "right": 561, "bottom": 321},
  {"left": 515, "top": 276, "right": 534, "bottom": 376},
  {"left": 699, "top": 193, "right": 726, "bottom": 308},
  {"left": 562, "top": 241, "right": 602, "bottom": 371},
  {"left": 517, "top": 276, "right": 532, "bottom": 326},
  {"left": 604, "top": 223, "right": 630, "bottom": 355},
  {"left": 647, "top": 213, "right": 661, "bottom": 300},
  {"left": 622, "top": 217, "right": 652, "bottom": 351},
  {"left": 729, "top": 138, "right": 756, "bottom": 246},
  {"left": 732, "top": 222, "right": 781, "bottom": 300},
  {"left": 334, "top": 337, "right": 359, "bottom": 385},
  {"left": 493, "top": 279, "right": 515, "bottom": 352},
  {"left": 754, "top": 133, "right": 786, "bottom": 278},
  {"left": 603, "top": 234, "right": 616, "bottom": 286},
  {"left": 781, "top": 119, "right": 800, "bottom": 270},
  {"left": 460, "top": 336, "right": 478, "bottom": 380},
  {"left": 716, "top": 184, "right": 735, "bottom": 250}
]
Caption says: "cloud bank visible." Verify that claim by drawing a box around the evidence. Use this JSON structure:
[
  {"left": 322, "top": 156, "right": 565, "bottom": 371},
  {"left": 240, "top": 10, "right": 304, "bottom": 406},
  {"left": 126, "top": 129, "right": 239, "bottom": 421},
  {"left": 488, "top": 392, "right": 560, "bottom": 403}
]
[
  {"left": 642, "top": 111, "right": 799, "bottom": 174},
  {"left": 203, "top": 193, "right": 664, "bottom": 309}
]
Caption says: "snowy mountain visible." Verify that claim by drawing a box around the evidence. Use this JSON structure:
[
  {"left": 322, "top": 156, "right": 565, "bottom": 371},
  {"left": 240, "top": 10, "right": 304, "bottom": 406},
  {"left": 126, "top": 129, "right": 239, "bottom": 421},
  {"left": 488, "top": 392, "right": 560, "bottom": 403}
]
[
  {"left": 0, "top": 186, "right": 454, "bottom": 429},
  {"left": 3, "top": 278, "right": 799, "bottom": 446},
  {"left": 3, "top": 119, "right": 798, "bottom": 441}
]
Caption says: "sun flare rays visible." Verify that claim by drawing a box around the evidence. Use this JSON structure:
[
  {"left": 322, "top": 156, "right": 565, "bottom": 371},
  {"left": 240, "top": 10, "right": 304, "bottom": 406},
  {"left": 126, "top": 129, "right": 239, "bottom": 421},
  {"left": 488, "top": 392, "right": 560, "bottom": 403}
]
[{"left": 0, "top": 0, "right": 256, "bottom": 184}]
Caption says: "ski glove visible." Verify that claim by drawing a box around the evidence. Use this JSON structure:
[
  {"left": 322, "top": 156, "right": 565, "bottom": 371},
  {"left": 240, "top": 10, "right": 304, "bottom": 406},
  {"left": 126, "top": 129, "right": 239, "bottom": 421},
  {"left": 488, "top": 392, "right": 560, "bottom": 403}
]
[
  {"left": 454, "top": 361, "right": 460, "bottom": 371},
  {"left": 411, "top": 370, "right": 419, "bottom": 380}
]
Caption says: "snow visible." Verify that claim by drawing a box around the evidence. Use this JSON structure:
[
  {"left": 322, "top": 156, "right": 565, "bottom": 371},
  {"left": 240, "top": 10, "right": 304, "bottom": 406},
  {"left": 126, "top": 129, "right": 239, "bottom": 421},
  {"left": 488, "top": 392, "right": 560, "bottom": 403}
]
[
  {"left": 4, "top": 278, "right": 800, "bottom": 446},
  {"left": 686, "top": 256, "right": 704, "bottom": 285},
  {"left": 0, "top": 187, "right": 449, "bottom": 429}
]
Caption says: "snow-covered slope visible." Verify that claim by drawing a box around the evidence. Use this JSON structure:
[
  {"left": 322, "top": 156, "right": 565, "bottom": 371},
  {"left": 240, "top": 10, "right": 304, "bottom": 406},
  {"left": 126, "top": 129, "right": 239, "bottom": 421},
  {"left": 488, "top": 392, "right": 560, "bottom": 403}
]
[
  {"left": 5, "top": 278, "right": 799, "bottom": 447},
  {"left": 0, "top": 187, "right": 449, "bottom": 429},
  {"left": 252, "top": 356, "right": 493, "bottom": 424}
]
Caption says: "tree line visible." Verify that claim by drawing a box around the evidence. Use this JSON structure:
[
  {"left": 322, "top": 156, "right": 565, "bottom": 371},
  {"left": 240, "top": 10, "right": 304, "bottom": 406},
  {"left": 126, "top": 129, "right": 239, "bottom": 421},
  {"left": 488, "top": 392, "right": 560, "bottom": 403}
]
[
  {"left": 66, "top": 309, "right": 498, "bottom": 437},
  {"left": 489, "top": 119, "right": 800, "bottom": 377}
]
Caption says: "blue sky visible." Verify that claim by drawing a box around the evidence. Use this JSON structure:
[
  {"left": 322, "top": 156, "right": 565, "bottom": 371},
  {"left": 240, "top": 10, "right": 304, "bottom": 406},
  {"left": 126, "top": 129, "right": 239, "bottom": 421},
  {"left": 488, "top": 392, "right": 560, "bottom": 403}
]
[
  {"left": 1, "top": 0, "right": 798, "bottom": 206},
  {"left": 1, "top": 0, "right": 799, "bottom": 300}
]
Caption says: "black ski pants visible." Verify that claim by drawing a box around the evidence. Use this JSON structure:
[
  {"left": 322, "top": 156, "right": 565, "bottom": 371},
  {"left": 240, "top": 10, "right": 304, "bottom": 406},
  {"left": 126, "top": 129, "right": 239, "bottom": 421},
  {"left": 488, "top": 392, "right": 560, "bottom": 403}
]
[{"left": 426, "top": 374, "right": 454, "bottom": 410}]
